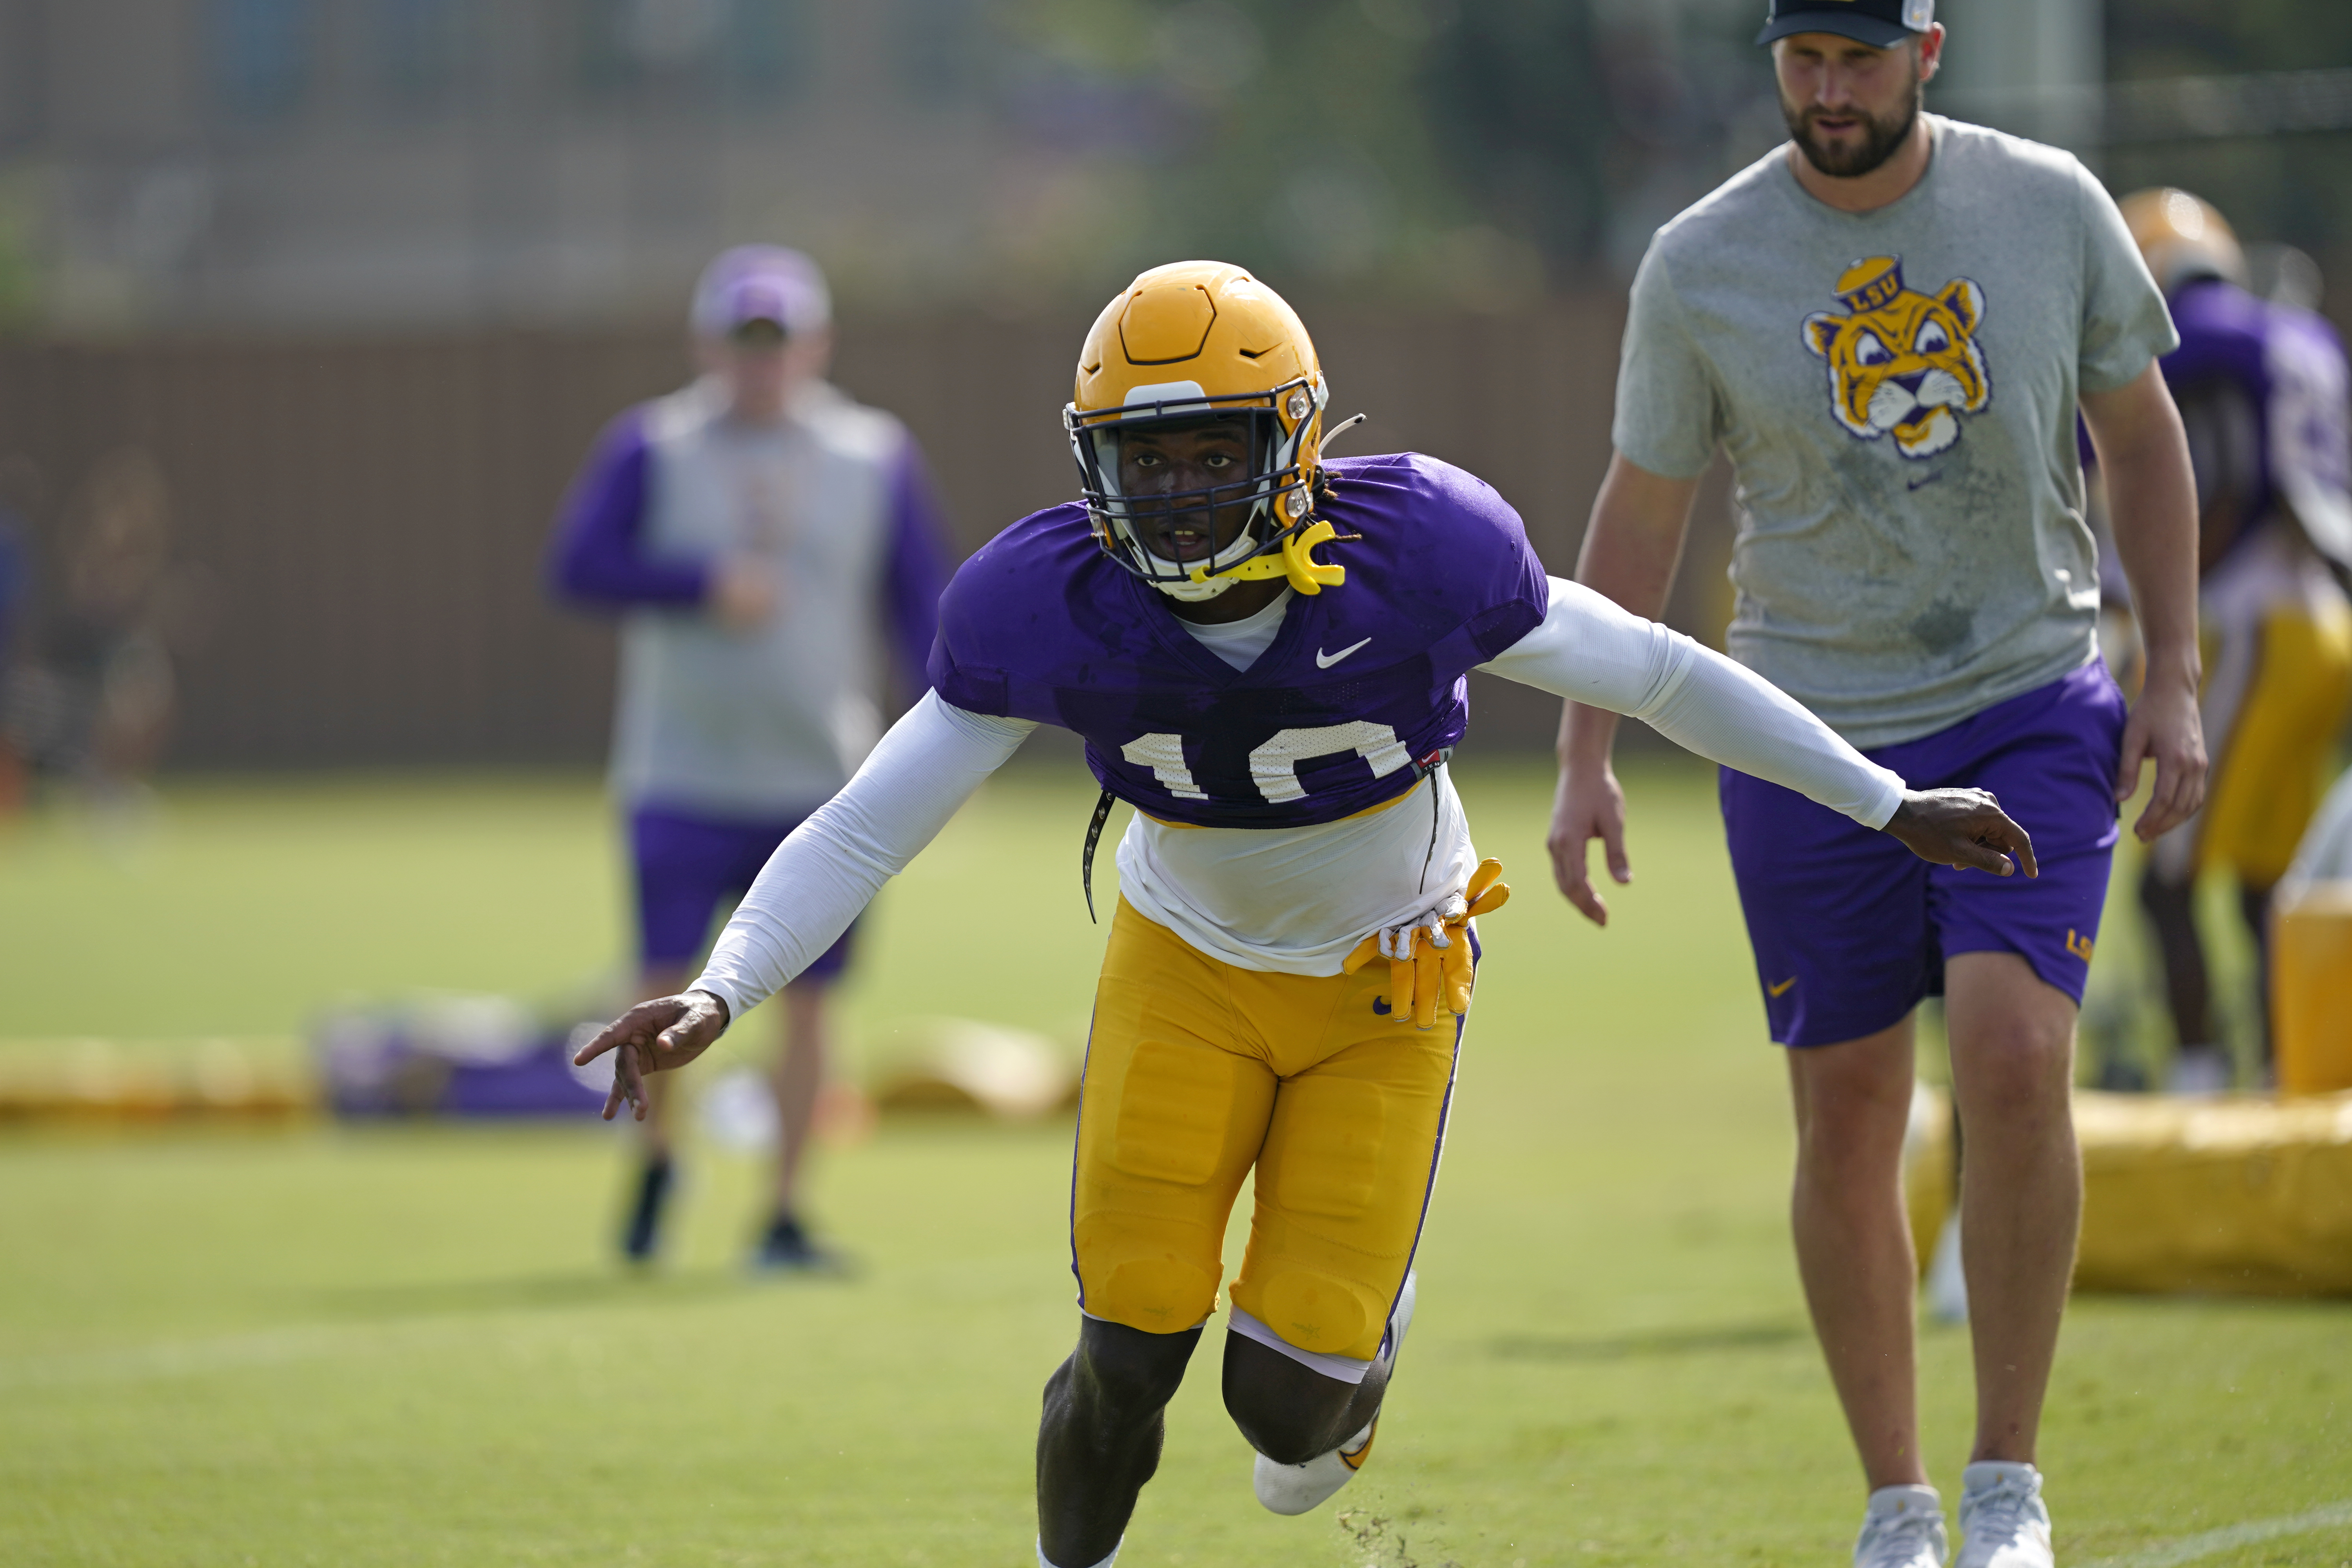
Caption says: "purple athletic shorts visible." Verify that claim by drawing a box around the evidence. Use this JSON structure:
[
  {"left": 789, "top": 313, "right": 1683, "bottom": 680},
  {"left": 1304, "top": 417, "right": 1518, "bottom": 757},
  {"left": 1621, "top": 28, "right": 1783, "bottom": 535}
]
[
  {"left": 1719, "top": 660, "right": 2127, "bottom": 1048},
  {"left": 629, "top": 805, "right": 855, "bottom": 980}
]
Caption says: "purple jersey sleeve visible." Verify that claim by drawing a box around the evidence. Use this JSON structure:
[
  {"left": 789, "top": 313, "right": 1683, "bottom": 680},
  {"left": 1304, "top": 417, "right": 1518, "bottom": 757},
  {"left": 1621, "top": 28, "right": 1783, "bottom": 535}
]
[
  {"left": 929, "top": 452, "right": 1549, "bottom": 828},
  {"left": 544, "top": 410, "right": 713, "bottom": 609},
  {"left": 882, "top": 437, "right": 952, "bottom": 697}
]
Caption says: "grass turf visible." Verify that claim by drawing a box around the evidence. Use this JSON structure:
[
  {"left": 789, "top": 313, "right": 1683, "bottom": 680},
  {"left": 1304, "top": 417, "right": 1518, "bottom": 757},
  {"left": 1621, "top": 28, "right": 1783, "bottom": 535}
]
[{"left": 0, "top": 761, "right": 2346, "bottom": 1566}]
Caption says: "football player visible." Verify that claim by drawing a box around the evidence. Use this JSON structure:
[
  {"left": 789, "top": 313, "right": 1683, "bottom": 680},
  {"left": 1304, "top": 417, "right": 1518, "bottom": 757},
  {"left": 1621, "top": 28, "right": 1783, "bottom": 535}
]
[
  {"left": 1544, "top": 4, "right": 2205, "bottom": 1566},
  {"left": 2114, "top": 189, "right": 2352, "bottom": 1092},
  {"left": 575, "top": 261, "right": 2031, "bottom": 1568}
]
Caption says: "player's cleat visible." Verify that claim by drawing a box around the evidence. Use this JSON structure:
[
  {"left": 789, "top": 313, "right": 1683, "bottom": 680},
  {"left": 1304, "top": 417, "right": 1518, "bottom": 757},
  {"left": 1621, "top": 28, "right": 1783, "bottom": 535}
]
[
  {"left": 621, "top": 1156, "right": 674, "bottom": 1264},
  {"left": 1251, "top": 1271, "right": 1416, "bottom": 1516},
  {"left": 1956, "top": 1463, "right": 2053, "bottom": 1568},
  {"left": 1854, "top": 1484, "right": 1949, "bottom": 1568},
  {"left": 751, "top": 1212, "right": 847, "bottom": 1275},
  {"left": 1254, "top": 1416, "right": 1378, "bottom": 1517}
]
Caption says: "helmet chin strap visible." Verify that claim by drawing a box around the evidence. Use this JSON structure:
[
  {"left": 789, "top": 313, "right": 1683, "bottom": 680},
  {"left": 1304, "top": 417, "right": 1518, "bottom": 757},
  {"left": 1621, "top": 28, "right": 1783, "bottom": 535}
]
[
  {"left": 1141, "top": 524, "right": 1260, "bottom": 601},
  {"left": 1150, "top": 566, "right": 1240, "bottom": 603},
  {"left": 1165, "top": 519, "right": 1347, "bottom": 598}
]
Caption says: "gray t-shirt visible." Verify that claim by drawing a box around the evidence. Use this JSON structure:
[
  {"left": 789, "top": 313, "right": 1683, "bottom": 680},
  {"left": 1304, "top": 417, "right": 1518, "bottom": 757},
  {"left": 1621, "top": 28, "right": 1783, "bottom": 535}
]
[{"left": 1613, "top": 116, "right": 2177, "bottom": 748}]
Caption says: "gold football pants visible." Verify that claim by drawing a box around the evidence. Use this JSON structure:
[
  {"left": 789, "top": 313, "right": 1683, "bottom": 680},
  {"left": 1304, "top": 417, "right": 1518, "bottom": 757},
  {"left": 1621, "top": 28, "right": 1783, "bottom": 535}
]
[{"left": 1071, "top": 898, "right": 1468, "bottom": 1364}]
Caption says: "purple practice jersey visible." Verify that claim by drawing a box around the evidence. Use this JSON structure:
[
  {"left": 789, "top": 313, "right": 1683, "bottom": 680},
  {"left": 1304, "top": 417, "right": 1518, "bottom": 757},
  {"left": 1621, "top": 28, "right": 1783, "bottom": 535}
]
[
  {"left": 928, "top": 452, "right": 1550, "bottom": 830},
  {"left": 2161, "top": 278, "right": 2352, "bottom": 573}
]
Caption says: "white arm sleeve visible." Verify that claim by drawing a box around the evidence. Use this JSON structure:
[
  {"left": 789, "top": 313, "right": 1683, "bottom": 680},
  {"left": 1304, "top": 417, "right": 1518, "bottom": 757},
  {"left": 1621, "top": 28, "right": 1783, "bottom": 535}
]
[
  {"left": 1479, "top": 577, "right": 1906, "bottom": 829},
  {"left": 691, "top": 691, "right": 1037, "bottom": 1024}
]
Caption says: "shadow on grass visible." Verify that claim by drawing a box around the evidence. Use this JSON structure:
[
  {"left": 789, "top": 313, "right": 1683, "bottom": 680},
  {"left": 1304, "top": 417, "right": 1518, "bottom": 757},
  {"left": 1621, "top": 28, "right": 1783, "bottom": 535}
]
[
  {"left": 302, "top": 1265, "right": 815, "bottom": 1322},
  {"left": 1491, "top": 1319, "right": 1809, "bottom": 1362}
]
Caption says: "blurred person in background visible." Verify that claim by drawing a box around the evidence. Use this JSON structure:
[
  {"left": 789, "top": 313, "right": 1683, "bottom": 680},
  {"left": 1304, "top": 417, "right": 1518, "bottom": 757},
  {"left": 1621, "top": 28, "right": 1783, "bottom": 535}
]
[
  {"left": 547, "top": 245, "right": 951, "bottom": 1272},
  {"left": 3, "top": 449, "right": 196, "bottom": 817},
  {"left": 1546, "top": 2, "right": 2204, "bottom": 1563},
  {"left": 2113, "top": 189, "right": 2352, "bottom": 1094}
]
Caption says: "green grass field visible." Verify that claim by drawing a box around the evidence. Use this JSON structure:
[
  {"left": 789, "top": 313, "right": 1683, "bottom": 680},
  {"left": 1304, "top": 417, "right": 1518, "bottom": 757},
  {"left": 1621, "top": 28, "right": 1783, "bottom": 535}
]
[{"left": 1, "top": 761, "right": 2346, "bottom": 1567}]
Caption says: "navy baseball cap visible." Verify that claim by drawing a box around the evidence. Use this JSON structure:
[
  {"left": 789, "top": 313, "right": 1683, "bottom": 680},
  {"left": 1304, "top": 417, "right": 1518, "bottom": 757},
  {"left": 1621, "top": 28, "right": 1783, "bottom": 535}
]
[{"left": 1756, "top": 0, "right": 1934, "bottom": 49}]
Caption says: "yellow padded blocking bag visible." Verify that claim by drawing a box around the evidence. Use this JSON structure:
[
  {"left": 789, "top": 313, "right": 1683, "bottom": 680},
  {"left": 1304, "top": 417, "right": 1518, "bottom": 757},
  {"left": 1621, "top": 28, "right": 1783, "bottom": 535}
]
[
  {"left": 2071, "top": 1090, "right": 2352, "bottom": 1296},
  {"left": 1903, "top": 1088, "right": 2352, "bottom": 1296}
]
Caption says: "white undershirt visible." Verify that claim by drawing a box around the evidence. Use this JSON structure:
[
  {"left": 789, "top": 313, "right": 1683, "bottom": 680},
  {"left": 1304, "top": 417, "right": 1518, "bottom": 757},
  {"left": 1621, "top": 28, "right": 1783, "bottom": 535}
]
[
  {"left": 691, "top": 578, "right": 1907, "bottom": 1021},
  {"left": 1175, "top": 588, "right": 1294, "bottom": 670}
]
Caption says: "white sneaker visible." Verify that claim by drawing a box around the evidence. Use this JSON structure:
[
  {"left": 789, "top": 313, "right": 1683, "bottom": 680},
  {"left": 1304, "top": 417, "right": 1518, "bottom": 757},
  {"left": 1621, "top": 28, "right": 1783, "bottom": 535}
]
[
  {"left": 1855, "top": 1485, "right": 1949, "bottom": 1568},
  {"left": 1251, "top": 1272, "right": 1416, "bottom": 1516},
  {"left": 1957, "top": 1463, "right": 2053, "bottom": 1568}
]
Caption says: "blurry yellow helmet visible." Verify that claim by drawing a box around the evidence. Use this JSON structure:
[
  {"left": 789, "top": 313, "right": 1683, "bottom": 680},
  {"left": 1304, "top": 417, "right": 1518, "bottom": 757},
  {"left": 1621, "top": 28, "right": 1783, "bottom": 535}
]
[
  {"left": 2120, "top": 187, "right": 2248, "bottom": 296},
  {"left": 1064, "top": 261, "right": 1344, "bottom": 601}
]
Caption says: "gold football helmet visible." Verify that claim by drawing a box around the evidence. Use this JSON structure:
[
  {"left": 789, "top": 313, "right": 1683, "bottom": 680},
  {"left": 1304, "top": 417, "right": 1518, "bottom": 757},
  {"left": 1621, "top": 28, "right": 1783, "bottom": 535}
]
[
  {"left": 1065, "top": 261, "right": 1346, "bottom": 600},
  {"left": 2121, "top": 187, "right": 2247, "bottom": 296}
]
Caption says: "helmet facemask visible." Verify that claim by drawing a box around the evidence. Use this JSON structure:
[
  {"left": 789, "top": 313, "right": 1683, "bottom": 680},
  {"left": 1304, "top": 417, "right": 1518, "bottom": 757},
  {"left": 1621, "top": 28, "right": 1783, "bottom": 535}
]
[{"left": 1067, "top": 377, "right": 1325, "bottom": 601}]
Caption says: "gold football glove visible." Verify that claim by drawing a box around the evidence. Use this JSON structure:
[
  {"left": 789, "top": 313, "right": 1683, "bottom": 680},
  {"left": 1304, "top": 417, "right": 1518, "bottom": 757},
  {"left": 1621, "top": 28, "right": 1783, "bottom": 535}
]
[{"left": 1343, "top": 858, "right": 1510, "bottom": 1029}]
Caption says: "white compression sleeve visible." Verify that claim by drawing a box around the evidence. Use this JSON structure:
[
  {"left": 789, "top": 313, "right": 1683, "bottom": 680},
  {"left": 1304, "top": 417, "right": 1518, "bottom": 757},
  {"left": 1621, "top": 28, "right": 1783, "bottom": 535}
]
[
  {"left": 1479, "top": 577, "right": 1906, "bottom": 829},
  {"left": 691, "top": 691, "right": 1036, "bottom": 1024}
]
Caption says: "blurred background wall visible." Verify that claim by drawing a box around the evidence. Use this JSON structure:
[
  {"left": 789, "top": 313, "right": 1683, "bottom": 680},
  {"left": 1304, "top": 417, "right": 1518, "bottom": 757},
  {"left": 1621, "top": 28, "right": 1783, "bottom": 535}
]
[{"left": 0, "top": 0, "right": 2346, "bottom": 767}]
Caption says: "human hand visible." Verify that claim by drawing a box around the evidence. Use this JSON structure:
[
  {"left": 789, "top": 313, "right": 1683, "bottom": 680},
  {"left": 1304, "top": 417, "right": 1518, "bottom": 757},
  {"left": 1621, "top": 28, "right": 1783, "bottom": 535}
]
[
  {"left": 1547, "top": 761, "right": 1629, "bottom": 927},
  {"left": 1882, "top": 789, "right": 2039, "bottom": 878},
  {"left": 1343, "top": 859, "right": 1510, "bottom": 1029},
  {"left": 571, "top": 989, "right": 731, "bottom": 1121},
  {"left": 2114, "top": 668, "right": 2207, "bottom": 841},
  {"left": 710, "top": 557, "right": 779, "bottom": 631}
]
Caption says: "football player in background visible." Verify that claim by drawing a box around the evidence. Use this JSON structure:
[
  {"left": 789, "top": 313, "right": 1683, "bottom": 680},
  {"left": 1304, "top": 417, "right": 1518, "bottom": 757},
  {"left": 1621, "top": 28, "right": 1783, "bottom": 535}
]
[
  {"left": 548, "top": 246, "right": 951, "bottom": 1270},
  {"left": 575, "top": 261, "right": 2033, "bottom": 1567},
  {"left": 1545, "top": 3, "right": 2205, "bottom": 1564},
  {"left": 2114, "top": 189, "right": 2352, "bottom": 1093}
]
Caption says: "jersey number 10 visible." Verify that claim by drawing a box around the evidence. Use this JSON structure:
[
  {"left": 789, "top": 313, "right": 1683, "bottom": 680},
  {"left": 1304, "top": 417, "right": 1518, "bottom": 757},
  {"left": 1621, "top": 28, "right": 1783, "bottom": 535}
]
[{"left": 1120, "top": 722, "right": 1412, "bottom": 805}]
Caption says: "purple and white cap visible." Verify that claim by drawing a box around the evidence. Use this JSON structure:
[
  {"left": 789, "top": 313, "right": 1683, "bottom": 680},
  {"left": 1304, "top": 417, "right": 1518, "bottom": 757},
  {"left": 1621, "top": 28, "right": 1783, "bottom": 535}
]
[{"left": 690, "top": 245, "right": 831, "bottom": 339}]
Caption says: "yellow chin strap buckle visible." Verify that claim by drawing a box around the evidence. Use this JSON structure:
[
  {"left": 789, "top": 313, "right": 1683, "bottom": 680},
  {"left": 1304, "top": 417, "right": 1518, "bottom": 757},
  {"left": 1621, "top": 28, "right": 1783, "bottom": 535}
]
[{"left": 1187, "top": 519, "right": 1348, "bottom": 596}]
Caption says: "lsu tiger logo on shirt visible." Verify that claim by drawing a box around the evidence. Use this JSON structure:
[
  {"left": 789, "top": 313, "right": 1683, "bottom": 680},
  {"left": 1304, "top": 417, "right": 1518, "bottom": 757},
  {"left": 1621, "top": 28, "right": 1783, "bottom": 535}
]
[{"left": 1802, "top": 255, "right": 1992, "bottom": 461}]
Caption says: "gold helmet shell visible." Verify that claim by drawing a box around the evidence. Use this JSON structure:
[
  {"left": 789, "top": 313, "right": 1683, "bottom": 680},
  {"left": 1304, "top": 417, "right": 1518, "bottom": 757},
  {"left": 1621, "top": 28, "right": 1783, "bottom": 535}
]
[
  {"left": 2120, "top": 187, "right": 2247, "bottom": 296},
  {"left": 1065, "top": 261, "right": 1344, "bottom": 600}
]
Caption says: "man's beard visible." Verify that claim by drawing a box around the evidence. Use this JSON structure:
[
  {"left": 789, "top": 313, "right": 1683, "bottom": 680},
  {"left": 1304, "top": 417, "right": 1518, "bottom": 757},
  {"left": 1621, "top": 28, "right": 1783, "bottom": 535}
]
[{"left": 1782, "top": 72, "right": 1922, "bottom": 179}]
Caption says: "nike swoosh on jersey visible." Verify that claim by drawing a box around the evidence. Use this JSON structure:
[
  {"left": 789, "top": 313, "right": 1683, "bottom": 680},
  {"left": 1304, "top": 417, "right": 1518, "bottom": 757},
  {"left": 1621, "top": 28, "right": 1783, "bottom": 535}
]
[
  {"left": 1316, "top": 637, "right": 1373, "bottom": 668},
  {"left": 1768, "top": 976, "right": 1798, "bottom": 997}
]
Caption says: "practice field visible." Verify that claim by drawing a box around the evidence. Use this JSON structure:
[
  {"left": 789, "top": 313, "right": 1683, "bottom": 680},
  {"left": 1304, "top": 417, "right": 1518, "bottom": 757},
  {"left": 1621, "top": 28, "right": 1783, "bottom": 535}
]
[{"left": 1, "top": 761, "right": 2346, "bottom": 1567}]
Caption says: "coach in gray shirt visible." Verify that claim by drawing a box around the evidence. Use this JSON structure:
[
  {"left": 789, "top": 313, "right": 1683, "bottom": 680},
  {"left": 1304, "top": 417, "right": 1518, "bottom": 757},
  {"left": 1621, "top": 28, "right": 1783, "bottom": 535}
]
[{"left": 1548, "top": 4, "right": 2203, "bottom": 1566}]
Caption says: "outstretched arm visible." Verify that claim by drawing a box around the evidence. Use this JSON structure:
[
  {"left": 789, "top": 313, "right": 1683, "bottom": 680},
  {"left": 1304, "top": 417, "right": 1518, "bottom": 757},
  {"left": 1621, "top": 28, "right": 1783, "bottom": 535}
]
[
  {"left": 1485, "top": 577, "right": 2036, "bottom": 922},
  {"left": 573, "top": 692, "right": 1036, "bottom": 1118}
]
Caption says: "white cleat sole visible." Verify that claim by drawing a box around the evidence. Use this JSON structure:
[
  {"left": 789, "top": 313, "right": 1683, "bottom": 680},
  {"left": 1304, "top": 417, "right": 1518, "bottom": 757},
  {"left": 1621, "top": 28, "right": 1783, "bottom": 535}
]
[{"left": 1252, "top": 1420, "right": 1376, "bottom": 1515}]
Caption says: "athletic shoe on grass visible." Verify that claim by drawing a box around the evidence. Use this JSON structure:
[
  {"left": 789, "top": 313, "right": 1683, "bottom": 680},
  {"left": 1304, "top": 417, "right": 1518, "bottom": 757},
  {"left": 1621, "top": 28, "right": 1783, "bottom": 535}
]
[
  {"left": 751, "top": 1212, "right": 849, "bottom": 1276},
  {"left": 1252, "top": 1271, "right": 1415, "bottom": 1516},
  {"left": 1855, "top": 1485, "right": 1949, "bottom": 1568},
  {"left": 1957, "top": 1462, "right": 2053, "bottom": 1568}
]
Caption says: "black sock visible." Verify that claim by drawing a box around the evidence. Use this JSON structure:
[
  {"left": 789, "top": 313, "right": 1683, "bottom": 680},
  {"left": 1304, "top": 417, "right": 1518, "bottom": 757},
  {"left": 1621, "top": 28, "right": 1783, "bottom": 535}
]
[{"left": 622, "top": 1156, "right": 674, "bottom": 1260}]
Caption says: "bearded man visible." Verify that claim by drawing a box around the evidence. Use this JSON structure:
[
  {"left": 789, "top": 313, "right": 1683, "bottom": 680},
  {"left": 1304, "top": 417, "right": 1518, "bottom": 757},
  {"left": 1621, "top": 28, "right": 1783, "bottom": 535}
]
[{"left": 1545, "top": 4, "right": 2205, "bottom": 1565}]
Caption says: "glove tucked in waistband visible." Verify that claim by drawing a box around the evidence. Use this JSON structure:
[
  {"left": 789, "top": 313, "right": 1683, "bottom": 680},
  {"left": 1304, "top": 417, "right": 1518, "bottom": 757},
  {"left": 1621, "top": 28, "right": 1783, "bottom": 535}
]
[{"left": 1341, "top": 858, "right": 1510, "bottom": 1030}]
